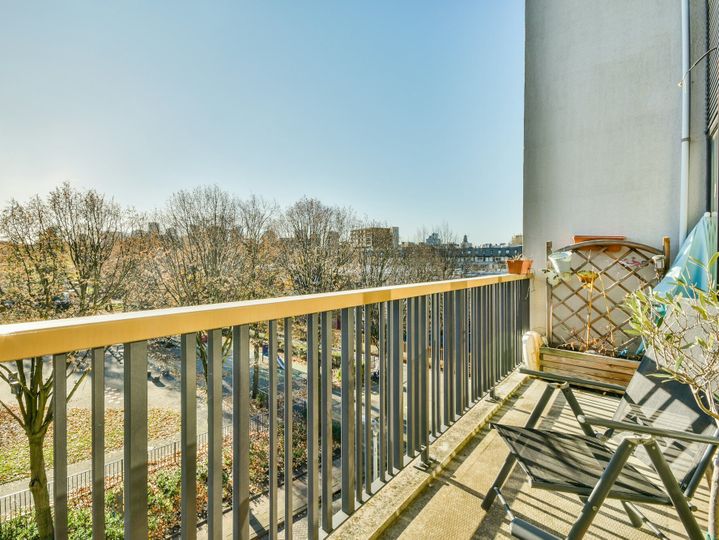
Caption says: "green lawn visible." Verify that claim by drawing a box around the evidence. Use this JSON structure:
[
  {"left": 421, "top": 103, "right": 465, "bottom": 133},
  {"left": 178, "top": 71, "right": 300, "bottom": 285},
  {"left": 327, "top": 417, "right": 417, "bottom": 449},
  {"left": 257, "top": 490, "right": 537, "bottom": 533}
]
[{"left": 0, "top": 407, "right": 181, "bottom": 485}]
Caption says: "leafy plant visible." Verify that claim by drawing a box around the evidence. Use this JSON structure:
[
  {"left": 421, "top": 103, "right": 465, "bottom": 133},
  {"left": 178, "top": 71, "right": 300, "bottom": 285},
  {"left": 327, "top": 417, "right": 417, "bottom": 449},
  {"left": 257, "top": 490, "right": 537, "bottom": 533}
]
[{"left": 627, "top": 256, "right": 719, "bottom": 538}]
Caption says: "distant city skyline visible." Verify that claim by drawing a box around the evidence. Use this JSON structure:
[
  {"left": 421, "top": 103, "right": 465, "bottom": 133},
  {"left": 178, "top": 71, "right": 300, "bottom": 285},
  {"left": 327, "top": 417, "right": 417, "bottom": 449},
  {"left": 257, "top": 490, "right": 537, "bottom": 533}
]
[{"left": 0, "top": 2, "right": 524, "bottom": 244}]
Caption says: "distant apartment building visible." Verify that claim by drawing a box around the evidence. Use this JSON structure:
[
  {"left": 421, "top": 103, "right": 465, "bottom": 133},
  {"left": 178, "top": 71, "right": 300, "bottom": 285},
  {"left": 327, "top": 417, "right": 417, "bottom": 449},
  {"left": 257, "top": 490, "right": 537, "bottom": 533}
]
[
  {"left": 351, "top": 226, "right": 399, "bottom": 249},
  {"left": 425, "top": 232, "right": 441, "bottom": 246},
  {"left": 510, "top": 234, "right": 523, "bottom": 246}
]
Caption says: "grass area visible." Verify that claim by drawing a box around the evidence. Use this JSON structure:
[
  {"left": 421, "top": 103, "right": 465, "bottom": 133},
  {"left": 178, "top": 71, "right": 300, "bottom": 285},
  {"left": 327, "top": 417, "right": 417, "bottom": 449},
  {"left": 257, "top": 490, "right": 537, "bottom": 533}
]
[
  {"left": 0, "top": 416, "right": 322, "bottom": 539},
  {"left": 0, "top": 407, "right": 181, "bottom": 485}
]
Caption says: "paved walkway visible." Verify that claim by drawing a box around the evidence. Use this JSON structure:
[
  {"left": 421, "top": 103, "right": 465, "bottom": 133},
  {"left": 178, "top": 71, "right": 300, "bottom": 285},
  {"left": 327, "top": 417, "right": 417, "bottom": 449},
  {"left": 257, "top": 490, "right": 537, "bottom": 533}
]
[{"left": 380, "top": 381, "right": 711, "bottom": 539}]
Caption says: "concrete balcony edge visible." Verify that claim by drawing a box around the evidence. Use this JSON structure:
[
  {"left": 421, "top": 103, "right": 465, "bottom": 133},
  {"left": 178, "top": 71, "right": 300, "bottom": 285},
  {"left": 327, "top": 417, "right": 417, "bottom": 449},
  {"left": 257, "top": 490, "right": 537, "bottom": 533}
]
[{"left": 328, "top": 370, "right": 529, "bottom": 539}]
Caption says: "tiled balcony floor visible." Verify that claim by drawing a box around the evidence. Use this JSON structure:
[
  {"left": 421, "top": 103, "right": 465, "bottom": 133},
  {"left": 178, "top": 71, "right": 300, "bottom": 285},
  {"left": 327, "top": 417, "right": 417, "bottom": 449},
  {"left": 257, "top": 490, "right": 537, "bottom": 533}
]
[{"left": 380, "top": 379, "right": 710, "bottom": 539}]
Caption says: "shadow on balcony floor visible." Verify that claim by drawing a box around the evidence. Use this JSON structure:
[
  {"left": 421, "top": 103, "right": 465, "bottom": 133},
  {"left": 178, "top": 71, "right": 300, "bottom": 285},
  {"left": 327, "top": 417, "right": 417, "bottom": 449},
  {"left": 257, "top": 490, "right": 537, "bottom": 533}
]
[{"left": 380, "top": 380, "right": 710, "bottom": 540}]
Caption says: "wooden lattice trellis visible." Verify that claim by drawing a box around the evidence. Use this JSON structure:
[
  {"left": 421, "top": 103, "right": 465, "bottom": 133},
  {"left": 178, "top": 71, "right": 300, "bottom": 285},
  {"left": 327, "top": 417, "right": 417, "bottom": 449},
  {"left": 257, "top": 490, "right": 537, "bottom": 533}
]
[{"left": 547, "top": 239, "right": 669, "bottom": 357}]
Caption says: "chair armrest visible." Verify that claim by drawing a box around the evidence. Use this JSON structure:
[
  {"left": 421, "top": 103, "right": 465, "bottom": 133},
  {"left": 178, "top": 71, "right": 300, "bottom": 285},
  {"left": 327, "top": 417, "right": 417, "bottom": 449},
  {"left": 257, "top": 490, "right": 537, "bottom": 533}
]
[
  {"left": 519, "top": 367, "right": 626, "bottom": 393},
  {"left": 577, "top": 415, "right": 719, "bottom": 446}
]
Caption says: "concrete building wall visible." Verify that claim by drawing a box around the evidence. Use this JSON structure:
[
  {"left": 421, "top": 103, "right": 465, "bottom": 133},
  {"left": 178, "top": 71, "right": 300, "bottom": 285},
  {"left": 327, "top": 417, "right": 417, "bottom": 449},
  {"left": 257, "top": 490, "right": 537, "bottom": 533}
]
[{"left": 523, "top": 0, "right": 709, "bottom": 334}]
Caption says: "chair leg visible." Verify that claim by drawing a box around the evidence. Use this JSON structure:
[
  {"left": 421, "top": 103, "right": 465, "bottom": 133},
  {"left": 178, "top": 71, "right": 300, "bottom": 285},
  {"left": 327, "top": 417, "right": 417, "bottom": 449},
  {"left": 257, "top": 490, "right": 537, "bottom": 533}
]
[
  {"left": 567, "top": 437, "right": 639, "bottom": 540},
  {"left": 621, "top": 502, "right": 669, "bottom": 539},
  {"left": 645, "top": 440, "right": 704, "bottom": 540},
  {"left": 482, "top": 384, "right": 556, "bottom": 511},
  {"left": 495, "top": 487, "right": 562, "bottom": 540},
  {"left": 621, "top": 501, "right": 644, "bottom": 528},
  {"left": 482, "top": 455, "right": 517, "bottom": 510}
]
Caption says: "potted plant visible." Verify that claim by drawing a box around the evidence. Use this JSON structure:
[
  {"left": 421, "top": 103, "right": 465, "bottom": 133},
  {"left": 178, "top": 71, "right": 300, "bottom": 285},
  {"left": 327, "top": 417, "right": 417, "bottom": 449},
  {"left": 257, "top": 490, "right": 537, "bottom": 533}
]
[
  {"left": 506, "top": 254, "right": 533, "bottom": 275},
  {"left": 539, "top": 268, "right": 641, "bottom": 388},
  {"left": 627, "top": 259, "right": 719, "bottom": 539}
]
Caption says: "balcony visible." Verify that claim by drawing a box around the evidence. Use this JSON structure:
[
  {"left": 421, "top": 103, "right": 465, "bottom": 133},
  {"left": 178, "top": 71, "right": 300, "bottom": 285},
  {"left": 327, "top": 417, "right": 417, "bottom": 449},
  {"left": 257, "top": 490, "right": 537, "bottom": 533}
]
[
  {"left": 0, "top": 274, "right": 530, "bottom": 539},
  {"left": 333, "top": 376, "right": 712, "bottom": 539}
]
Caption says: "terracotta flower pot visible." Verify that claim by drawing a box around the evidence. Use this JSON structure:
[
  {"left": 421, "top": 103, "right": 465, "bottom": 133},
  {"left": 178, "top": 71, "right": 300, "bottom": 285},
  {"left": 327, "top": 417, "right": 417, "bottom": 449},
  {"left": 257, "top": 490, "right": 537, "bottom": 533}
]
[{"left": 507, "top": 259, "right": 532, "bottom": 274}]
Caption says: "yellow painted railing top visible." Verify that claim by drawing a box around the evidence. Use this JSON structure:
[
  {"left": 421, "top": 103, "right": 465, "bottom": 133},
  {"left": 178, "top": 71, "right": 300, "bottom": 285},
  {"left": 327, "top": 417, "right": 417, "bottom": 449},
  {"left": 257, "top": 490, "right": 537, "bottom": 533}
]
[{"left": 0, "top": 273, "right": 530, "bottom": 362}]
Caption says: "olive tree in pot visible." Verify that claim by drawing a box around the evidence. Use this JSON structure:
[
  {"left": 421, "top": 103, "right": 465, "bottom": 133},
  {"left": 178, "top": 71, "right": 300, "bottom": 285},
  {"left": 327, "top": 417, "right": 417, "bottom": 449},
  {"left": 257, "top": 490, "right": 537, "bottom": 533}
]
[{"left": 627, "top": 260, "right": 719, "bottom": 538}]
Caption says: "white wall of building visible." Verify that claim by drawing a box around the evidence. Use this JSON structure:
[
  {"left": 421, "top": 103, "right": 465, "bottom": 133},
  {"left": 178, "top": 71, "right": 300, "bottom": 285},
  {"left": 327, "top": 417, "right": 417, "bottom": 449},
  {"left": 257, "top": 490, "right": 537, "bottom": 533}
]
[{"left": 523, "top": 0, "right": 708, "bottom": 334}]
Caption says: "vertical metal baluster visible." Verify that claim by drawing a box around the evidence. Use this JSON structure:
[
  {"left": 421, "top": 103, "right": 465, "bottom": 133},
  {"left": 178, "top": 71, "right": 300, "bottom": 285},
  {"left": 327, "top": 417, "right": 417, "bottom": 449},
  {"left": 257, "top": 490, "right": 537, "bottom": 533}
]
[
  {"left": 478, "top": 288, "right": 484, "bottom": 396},
  {"left": 268, "top": 321, "right": 279, "bottom": 539},
  {"left": 431, "top": 294, "right": 440, "bottom": 436},
  {"left": 406, "top": 297, "right": 414, "bottom": 457},
  {"left": 124, "top": 341, "right": 148, "bottom": 539},
  {"left": 492, "top": 284, "right": 502, "bottom": 386},
  {"left": 487, "top": 285, "right": 495, "bottom": 396},
  {"left": 53, "top": 354, "right": 68, "bottom": 539},
  {"left": 466, "top": 290, "right": 471, "bottom": 406},
  {"left": 478, "top": 287, "right": 485, "bottom": 396},
  {"left": 284, "top": 318, "right": 294, "bottom": 539},
  {"left": 480, "top": 287, "right": 485, "bottom": 396},
  {"left": 208, "top": 329, "right": 223, "bottom": 539},
  {"left": 485, "top": 286, "right": 491, "bottom": 394},
  {"left": 320, "top": 313, "right": 333, "bottom": 533},
  {"left": 461, "top": 290, "right": 467, "bottom": 409},
  {"left": 354, "top": 306, "right": 363, "bottom": 502},
  {"left": 508, "top": 283, "right": 512, "bottom": 373},
  {"left": 505, "top": 282, "right": 510, "bottom": 376},
  {"left": 91, "top": 347, "right": 105, "bottom": 539},
  {"left": 462, "top": 290, "right": 469, "bottom": 410},
  {"left": 500, "top": 283, "right": 506, "bottom": 378},
  {"left": 487, "top": 285, "right": 497, "bottom": 386},
  {"left": 473, "top": 288, "right": 478, "bottom": 399},
  {"left": 497, "top": 284, "right": 502, "bottom": 383},
  {"left": 181, "top": 334, "right": 197, "bottom": 540},
  {"left": 416, "top": 297, "right": 422, "bottom": 450},
  {"left": 379, "top": 302, "right": 387, "bottom": 482},
  {"left": 390, "top": 300, "right": 403, "bottom": 469},
  {"left": 517, "top": 281, "right": 522, "bottom": 365},
  {"left": 364, "top": 304, "right": 373, "bottom": 495},
  {"left": 340, "top": 308, "right": 355, "bottom": 514},
  {"left": 454, "top": 291, "right": 462, "bottom": 416},
  {"left": 463, "top": 290, "right": 469, "bottom": 409},
  {"left": 470, "top": 289, "right": 477, "bottom": 402},
  {"left": 307, "top": 315, "right": 319, "bottom": 539},
  {"left": 523, "top": 279, "right": 530, "bottom": 336},
  {"left": 442, "top": 292, "right": 451, "bottom": 426},
  {"left": 451, "top": 291, "right": 457, "bottom": 421},
  {"left": 233, "top": 326, "right": 250, "bottom": 540},
  {"left": 420, "top": 296, "right": 429, "bottom": 463},
  {"left": 512, "top": 281, "right": 518, "bottom": 367},
  {"left": 496, "top": 283, "right": 505, "bottom": 383}
]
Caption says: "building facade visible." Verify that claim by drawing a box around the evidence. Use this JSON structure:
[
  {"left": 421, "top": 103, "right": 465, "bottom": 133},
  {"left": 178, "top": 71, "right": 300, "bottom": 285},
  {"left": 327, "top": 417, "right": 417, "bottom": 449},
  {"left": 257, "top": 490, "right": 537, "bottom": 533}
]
[{"left": 524, "top": 0, "right": 718, "bottom": 333}]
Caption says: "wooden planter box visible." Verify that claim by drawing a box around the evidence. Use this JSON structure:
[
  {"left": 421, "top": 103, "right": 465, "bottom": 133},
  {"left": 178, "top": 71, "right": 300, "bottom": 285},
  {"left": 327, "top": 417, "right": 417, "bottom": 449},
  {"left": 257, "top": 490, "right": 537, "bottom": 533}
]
[{"left": 538, "top": 347, "right": 638, "bottom": 391}]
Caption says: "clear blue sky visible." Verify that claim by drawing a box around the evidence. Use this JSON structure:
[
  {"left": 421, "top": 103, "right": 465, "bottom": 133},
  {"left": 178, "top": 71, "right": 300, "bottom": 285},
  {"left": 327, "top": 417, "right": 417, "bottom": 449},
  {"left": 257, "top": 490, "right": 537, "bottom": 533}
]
[{"left": 0, "top": 1, "right": 524, "bottom": 244}]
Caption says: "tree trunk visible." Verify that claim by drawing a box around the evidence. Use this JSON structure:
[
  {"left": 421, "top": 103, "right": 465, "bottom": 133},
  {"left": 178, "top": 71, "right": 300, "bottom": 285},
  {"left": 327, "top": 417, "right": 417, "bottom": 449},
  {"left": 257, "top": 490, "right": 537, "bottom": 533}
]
[{"left": 28, "top": 433, "right": 54, "bottom": 540}]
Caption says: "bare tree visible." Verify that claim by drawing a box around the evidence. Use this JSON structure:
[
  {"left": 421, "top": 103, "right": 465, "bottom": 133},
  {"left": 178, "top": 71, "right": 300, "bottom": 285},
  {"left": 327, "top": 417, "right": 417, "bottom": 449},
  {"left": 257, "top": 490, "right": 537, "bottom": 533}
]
[
  {"left": 152, "top": 185, "right": 245, "bottom": 380},
  {"left": 395, "top": 242, "right": 445, "bottom": 283},
  {"left": 0, "top": 184, "right": 136, "bottom": 539},
  {"left": 0, "top": 197, "right": 65, "bottom": 322},
  {"left": 47, "top": 182, "right": 140, "bottom": 315},
  {"left": 238, "top": 195, "right": 281, "bottom": 299},
  {"left": 432, "top": 222, "right": 459, "bottom": 280},
  {"left": 278, "top": 197, "right": 357, "bottom": 295},
  {"left": 154, "top": 185, "right": 245, "bottom": 306}
]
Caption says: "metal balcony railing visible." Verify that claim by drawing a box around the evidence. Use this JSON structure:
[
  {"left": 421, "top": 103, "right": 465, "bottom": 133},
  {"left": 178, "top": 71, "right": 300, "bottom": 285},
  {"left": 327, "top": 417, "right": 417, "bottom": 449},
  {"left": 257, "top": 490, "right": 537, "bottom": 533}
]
[{"left": 0, "top": 274, "right": 530, "bottom": 539}]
